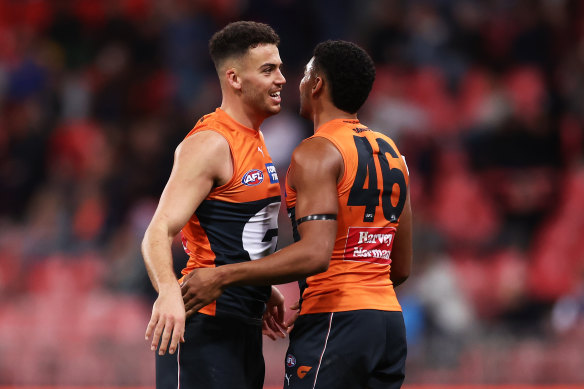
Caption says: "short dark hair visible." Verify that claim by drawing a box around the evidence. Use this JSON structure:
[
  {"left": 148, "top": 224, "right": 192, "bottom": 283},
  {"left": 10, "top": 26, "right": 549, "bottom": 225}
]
[
  {"left": 209, "top": 21, "right": 280, "bottom": 69},
  {"left": 312, "top": 40, "right": 375, "bottom": 114}
]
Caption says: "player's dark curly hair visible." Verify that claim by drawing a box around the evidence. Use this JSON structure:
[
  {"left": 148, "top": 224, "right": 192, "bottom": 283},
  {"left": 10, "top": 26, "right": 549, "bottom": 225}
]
[
  {"left": 209, "top": 21, "right": 280, "bottom": 69},
  {"left": 312, "top": 40, "right": 375, "bottom": 114}
]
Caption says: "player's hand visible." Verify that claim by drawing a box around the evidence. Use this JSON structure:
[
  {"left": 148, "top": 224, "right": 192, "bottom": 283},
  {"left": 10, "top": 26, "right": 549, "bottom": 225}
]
[
  {"left": 181, "top": 268, "right": 224, "bottom": 318},
  {"left": 284, "top": 299, "right": 300, "bottom": 334},
  {"left": 262, "top": 286, "right": 288, "bottom": 340},
  {"left": 145, "top": 283, "right": 186, "bottom": 356}
]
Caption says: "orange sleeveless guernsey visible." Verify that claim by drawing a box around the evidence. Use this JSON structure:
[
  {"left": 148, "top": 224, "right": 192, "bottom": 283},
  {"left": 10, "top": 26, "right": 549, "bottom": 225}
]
[
  {"left": 180, "top": 108, "right": 281, "bottom": 323},
  {"left": 285, "top": 119, "right": 409, "bottom": 315}
]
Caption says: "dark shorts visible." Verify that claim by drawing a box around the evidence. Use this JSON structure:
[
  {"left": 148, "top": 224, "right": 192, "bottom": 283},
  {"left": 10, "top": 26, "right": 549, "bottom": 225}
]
[
  {"left": 156, "top": 313, "right": 264, "bottom": 389},
  {"left": 283, "top": 310, "right": 406, "bottom": 389}
]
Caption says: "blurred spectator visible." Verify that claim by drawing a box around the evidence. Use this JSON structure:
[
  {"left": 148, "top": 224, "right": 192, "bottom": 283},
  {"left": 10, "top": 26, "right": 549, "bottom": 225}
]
[{"left": 1, "top": 0, "right": 584, "bottom": 386}]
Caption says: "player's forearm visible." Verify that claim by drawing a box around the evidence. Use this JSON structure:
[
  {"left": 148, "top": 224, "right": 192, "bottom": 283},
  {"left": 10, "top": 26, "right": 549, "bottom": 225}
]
[
  {"left": 142, "top": 224, "right": 179, "bottom": 293},
  {"left": 217, "top": 239, "right": 331, "bottom": 287}
]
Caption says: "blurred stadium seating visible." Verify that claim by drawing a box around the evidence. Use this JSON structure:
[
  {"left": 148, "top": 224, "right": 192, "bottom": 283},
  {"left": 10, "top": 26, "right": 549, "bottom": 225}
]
[{"left": 1, "top": 0, "right": 583, "bottom": 386}]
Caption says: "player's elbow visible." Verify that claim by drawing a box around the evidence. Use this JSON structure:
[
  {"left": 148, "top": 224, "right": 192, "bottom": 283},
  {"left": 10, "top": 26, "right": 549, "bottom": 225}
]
[
  {"left": 311, "top": 254, "right": 330, "bottom": 274},
  {"left": 389, "top": 242, "right": 412, "bottom": 287},
  {"left": 141, "top": 223, "right": 167, "bottom": 256},
  {"left": 304, "top": 244, "right": 331, "bottom": 275},
  {"left": 305, "top": 257, "right": 329, "bottom": 276},
  {"left": 297, "top": 223, "right": 335, "bottom": 276},
  {"left": 390, "top": 272, "right": 409, "bottom": 287},
  {"left": 140, "top": 228, "right": 151, "bottom": 255},
  {"left": 142, "top": 222, "right": 157, "bottom": 242},
  {"left": 390, "top": 263, "right": 411, "bottom": 287}
]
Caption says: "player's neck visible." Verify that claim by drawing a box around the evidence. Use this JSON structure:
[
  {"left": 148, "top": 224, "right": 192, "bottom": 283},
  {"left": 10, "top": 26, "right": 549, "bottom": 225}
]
[
  {"left": 220, "top": 99, "right": 264, "bottom": 131},
  {"left": 313, "top": 105, "right": 358, "bottom": 132}
]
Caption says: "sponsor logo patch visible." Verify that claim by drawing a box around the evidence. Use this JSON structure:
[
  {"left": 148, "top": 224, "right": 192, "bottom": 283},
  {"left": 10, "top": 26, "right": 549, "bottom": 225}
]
[
  {"left": 265, "top": 163, "right": 279, "bottom": 184},
  {"left": 242, "top": 169, "right": 264, "bottom": 186},
  {"left": 343, "top": 227, "right": 396, "bottom": 265},
  {"left": 286, "top": 354, "right": 296, "bottom": 367}
]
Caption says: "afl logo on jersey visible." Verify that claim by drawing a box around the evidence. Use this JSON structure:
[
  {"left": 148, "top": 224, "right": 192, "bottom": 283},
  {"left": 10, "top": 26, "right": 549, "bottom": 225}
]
[
  {"left": 242, "top": 169, "right": 264, "bottom": 186},
  {"left": 286, "top": 354, "right": 296, "bottom": 367}
]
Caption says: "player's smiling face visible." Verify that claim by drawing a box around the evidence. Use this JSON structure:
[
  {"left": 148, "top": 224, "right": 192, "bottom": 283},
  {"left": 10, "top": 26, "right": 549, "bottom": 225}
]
[{"left": 238, "top": 44, "right": 286, "bottom": 118}]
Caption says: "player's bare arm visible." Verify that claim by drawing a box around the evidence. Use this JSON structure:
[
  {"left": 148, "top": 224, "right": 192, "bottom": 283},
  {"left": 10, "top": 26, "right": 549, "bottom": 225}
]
[
  {"left": 142, "top": 130, "right": 232, "bottom": 355},
  {"left": 389, "top": 190, "right": 412, "bottom": 287},
  {"left": 181, "top": 137, "right": 342, "bottom": 317}
]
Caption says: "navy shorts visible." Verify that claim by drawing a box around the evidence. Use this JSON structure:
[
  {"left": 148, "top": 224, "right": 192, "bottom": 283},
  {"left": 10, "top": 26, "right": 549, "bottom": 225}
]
[
  {"left": 156, "top": 313, "right": 264, "bottom": 389},
  {"left": 283, "top": 310, "right": 406, "bottom": 389}
]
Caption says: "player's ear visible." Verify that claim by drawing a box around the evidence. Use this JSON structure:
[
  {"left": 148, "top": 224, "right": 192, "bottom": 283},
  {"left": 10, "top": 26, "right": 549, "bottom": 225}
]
[
  {"left": 226, "top": 68, "right": 242, "bottom": 91},
  {"left": 312, "top": 76, "right": 323, "bottom": 97}
]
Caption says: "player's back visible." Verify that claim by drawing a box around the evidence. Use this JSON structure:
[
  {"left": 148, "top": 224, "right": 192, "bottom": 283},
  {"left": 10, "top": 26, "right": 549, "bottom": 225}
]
[{"left": 285, "top": 118, "right": 409, "bottom": 315}]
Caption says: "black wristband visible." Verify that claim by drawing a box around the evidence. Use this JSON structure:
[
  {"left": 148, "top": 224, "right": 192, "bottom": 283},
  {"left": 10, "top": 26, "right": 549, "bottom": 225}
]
[{"left": 296, "top": 214, "right": 337, "bottom": 225}]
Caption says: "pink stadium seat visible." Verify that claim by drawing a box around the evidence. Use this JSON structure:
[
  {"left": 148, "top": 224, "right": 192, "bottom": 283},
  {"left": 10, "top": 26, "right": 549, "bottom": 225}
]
[
  {"left": 528, "top": 168, "right": 584, "bottom": 300},
  {"left": 457, "top": 69, "right": 491, "bottom": 127},
  {"left": 406, "top": 68, "right": 459, "bottom": 133},
  {"left": 504, "top": 66, "right": 545, "bottom": 121},
  {"left": 432, "top": 151, "right": 500, "bottom": 245}
]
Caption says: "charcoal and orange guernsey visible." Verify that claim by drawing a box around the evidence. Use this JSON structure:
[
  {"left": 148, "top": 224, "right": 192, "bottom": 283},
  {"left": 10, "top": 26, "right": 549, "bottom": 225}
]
[
  {"left": 179, "top": 108, "right": 281, "bottom": 324},
  {"left": 285, "top": 118, "right": 409, "bottom": 315}
]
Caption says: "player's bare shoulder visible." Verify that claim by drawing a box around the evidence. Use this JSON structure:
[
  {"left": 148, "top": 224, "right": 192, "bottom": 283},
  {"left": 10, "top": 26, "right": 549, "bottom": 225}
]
[
  {"left": 288, "top": 136, "right": 344, "bottom": 190},
  {"left": 291, "top": 137, "right": 342, "bottom": 172},
  {"left": 175, "top": 130, "right": 233, "bottom": 186}
]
